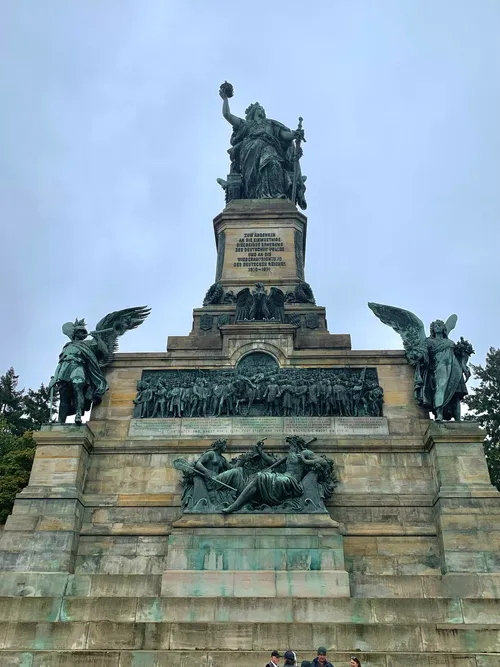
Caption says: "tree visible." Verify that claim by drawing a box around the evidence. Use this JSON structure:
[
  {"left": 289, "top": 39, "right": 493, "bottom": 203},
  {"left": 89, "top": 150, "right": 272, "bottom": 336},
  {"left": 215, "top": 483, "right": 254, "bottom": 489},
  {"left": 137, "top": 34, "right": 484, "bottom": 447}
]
[
  {"left": 23, "top": 383, "right": 56, "bottom": 431},
  {"left": 0, "top": 369, "right": 56, "bottom": 523},
  {"left": 0, "top": 368, "right": 25, "bottom": 435},
  {"left": 464, "top": 347, "right": 500, "bottom": 491},
  {"left": 0, "top": 420, "right": 35, "bottom": 524}
]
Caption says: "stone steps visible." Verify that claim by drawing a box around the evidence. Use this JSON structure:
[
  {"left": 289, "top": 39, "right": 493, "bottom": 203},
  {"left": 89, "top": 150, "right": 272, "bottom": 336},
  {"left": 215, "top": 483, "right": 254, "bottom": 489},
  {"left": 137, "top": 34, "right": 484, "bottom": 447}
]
[
  {"left": 0, "top": 650, "right": 496, "bottom": 667},
  {"left": 2, "top": 596, "right": 500, "bottom": 625},
  {"left": 4, "top": 572, "right": 500, "bottom": 599},
  {"left": 0, "top": 620, "right": 499, "bottom": 658}
]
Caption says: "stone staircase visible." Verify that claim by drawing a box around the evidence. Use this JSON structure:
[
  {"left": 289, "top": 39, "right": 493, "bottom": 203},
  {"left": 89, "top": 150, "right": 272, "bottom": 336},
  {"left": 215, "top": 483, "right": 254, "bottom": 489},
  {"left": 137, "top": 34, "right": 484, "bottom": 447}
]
[{"left": 0, "top": 572, "right": 499, "bottom": 665}]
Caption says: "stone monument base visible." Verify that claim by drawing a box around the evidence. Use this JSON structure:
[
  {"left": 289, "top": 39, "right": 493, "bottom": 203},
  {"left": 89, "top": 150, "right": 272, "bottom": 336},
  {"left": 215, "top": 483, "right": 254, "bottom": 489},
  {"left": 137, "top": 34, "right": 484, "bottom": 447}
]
[{"left": 162, "top": 513, "right": 350, "bottom": 598}]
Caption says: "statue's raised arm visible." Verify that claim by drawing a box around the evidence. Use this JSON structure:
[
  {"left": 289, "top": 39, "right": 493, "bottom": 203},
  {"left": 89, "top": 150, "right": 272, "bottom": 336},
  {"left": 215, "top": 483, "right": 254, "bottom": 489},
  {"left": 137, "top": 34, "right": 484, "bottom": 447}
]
[
  {"left": 49, "top": 306, "right": 150, "bottom": 424},
  {"left": 217, "top": 81, "right": 307, "bottom": 209},
  {"left": 219, "top": 81, "right": 243, "bottom": 129}
]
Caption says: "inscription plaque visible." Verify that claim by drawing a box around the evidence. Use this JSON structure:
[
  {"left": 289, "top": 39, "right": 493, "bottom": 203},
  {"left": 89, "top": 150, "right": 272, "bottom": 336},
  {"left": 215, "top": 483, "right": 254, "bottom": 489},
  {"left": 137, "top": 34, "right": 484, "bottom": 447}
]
[
  {"left": 233, "top": 231, "right": 287, "bottom": 273},
  {"left": 335, "top": 417, "right": 389, "bottom": 435},
  {"left": 181, "top": 418, "right": 232, "bottom": 436},
  {"left": 129, "top": 419, "right": 181, "bottom": 438},
  {"left": 128, "top": 417, "right": 389, "bottom": 438},
  {"left": 284, "top": 417, "right": 333, "bottom": 434},
  {"left": 232, "top": 417, "right": 284, "bottom": 435}
]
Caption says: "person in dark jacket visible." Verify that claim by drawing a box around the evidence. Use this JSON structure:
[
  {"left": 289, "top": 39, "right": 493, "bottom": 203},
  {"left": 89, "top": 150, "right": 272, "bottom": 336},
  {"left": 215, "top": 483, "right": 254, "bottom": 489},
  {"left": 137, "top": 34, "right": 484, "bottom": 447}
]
[
  {"left": 265, "top": 649, "right": 282, "bottom": 667},
  {"left": 312, "top": 646, "right": 334, "bottom": 667}
]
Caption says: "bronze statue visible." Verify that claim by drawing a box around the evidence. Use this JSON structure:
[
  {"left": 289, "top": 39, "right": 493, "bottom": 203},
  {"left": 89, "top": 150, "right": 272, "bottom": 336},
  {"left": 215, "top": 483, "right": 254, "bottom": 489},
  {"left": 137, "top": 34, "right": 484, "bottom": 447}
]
[
  {"left": 218, "top": 81, "right": 307, "bottom": 209},
  {"left": 221, "top": 436, "right": 336, "bottom": 514},
  {"left": 50, "top": 307, "right": 150, "bottom": 424},
  {"left": 369, "top": 303, "right": 473, "bottom": 421},
  {"left": 235, "top": 283, "right": 285, "bottom": 322},
  {"left": 175, "top": 437, "right": 337, "bottom": 514}
]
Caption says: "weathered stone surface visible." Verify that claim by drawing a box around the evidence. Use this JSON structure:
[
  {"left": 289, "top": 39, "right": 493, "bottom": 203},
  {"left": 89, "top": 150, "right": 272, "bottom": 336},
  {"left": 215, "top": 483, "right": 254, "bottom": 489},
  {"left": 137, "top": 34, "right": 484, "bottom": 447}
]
[{"left": 1, "top": 199, "right": 500, "bottom": 664}]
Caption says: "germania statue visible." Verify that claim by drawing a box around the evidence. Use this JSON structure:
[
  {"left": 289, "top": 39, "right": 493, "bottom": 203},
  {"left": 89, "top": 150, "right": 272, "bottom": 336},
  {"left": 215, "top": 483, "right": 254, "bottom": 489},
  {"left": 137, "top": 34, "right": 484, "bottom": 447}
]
[
  {"left": 217, "top": 81, "right": 307, "bottom": 209},
  {"left": 49, "top": 306, "right": 150, "bottom": 424},
  {"left": 368, "top": 302, "right": 474, "bottom": 422}
]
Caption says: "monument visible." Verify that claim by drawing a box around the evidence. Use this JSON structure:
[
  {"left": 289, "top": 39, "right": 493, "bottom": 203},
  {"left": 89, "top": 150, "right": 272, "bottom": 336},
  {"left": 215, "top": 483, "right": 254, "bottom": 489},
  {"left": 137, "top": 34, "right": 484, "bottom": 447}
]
[{"left": 0, "top": 82, "right": 499, "bottom": 666}]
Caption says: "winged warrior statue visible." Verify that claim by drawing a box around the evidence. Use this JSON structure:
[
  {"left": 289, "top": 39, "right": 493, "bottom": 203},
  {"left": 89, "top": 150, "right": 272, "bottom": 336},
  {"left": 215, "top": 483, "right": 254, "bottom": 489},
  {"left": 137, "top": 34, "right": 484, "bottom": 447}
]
[
  {"left": 49, "top": 306, "right": 151, "bottom": 424},
  {"left": 368, "top": 303, "right": 473, "bottom": 422}
]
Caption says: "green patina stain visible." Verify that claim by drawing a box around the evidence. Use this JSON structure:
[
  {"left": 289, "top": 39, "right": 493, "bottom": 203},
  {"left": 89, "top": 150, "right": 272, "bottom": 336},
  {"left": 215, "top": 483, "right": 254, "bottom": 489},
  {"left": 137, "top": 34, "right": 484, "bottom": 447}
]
[
  {"left": 188, "top": 604, "right": 198, "bottom": 622},
  {"left": 191, "top": 545, "right": 210, "bottom": 571},
  {"left": 58, "top": 599, "right": 70, "bottom": 622},
  {"left": 33, "top": 635, "right": 48, "bottom": 651},
  {"left": 130, "top": 652, "right": 164, "bottom": 667},
  {"left": 148, "top": 597, "right": 163, "bottom": 622},
  {"left": 462, "top": 629, "right": 479, "bottom": 652},
  {"left": 46, "top": 598, "right": 63, "bottom": 622},
  {"left": 350, "top": 600, "right": 371, "bottom": 624},
  {"left": 19, "top": 653, "right": 33, "bottom": 667},
  {"left": 287, "top": 548, "right": 320, "bottom": 571}
]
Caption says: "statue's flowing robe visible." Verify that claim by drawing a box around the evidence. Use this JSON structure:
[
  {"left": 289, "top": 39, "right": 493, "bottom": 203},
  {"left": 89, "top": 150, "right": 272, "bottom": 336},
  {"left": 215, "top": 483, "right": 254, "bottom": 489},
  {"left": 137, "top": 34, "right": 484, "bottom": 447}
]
[
  {"left": 229, "top": 118, "right": 307, "bottom": 209},
  {"left": 421, "top": 337, "right": 467, "bottom": 415},
  {"left": 252, "top": 449, "right": 311, "bottom": 507},
  {"left": 254, "top": 470, "right": 303, "bottom": 506},
  {"left": 52, "top": 340, "right": 108, "bottom": 415}
]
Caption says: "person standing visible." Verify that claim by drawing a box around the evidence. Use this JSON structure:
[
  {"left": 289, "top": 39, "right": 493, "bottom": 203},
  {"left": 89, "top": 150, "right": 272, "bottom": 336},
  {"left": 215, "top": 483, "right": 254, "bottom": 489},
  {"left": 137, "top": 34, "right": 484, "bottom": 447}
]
[
  {"left": 283, "top": 650, "right": 297, "bottom": 666},
  {"left": 350, "top": 658, "right": 361, "bottom": 667},
  {"left": 312, "top": 646, "right": 334, "bottom": 667},
  {"left": 265, "top": 649, "right": 282, "bottom": 666}
]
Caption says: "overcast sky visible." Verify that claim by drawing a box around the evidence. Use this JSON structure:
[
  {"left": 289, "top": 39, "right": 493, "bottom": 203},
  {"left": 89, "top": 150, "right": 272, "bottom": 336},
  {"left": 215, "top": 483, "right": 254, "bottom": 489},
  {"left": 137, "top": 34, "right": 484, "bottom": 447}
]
[{"left": 1, "top": 1, "right": 499, "bottom": 392}]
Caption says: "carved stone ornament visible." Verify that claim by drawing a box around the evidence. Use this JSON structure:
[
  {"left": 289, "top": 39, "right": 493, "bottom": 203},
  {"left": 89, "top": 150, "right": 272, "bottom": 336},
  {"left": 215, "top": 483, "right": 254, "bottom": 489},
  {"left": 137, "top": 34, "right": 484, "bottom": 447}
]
[
  {"left": 286, "top": 313, "right": 302, "bottom": 328},
  {"left": 200, "top": 314, "right": 213, "bottom": 331},
  {"left": 203, "top": 282, "right": 224, "bottom": 306},
  {"left": 305, "top": 313, "right": 320, "bottom": 329},
  {"left": 217, "top": 314, "right": 231, "bottom": 328},
  {"left": 286, "top": 281, "right": 315, "bottom": 305},
  {"left": 174, "top": 436, "right": 337, "bottom": 514}
]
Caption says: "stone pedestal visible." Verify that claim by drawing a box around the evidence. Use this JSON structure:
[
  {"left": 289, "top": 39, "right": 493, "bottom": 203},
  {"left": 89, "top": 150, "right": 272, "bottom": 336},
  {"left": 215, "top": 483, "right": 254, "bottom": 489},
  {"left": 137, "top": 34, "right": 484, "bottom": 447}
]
[
  {"left": 162, "top": 513, "right": 350, "bottom": 598},
  {"left": 213, "top": 199, "right": 307, "bottom": 290},
  {"left": 0, "top": 424, "right": 93, "bottom": 572},
  {"left": 426, "top": 422, "right": 500, "bottom": 576}
]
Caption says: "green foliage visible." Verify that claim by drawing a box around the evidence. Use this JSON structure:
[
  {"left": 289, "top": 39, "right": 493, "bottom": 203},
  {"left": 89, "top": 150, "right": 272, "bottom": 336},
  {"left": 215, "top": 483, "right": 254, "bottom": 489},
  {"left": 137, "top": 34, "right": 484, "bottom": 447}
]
[
  {"left": 0, "top": 368, "right": 56, "bottom": 524},
  {"left": 0, "top": 420, "right": 35, "bottom": 524},
  {"left": 464, "top": 347, "right": 500, "bottom": 490},
  {"left": 23, "top": 383, "right": 54, "bottom": 431},
  {"left": 0, "top": 368, "right": 25, "bottom": 436}
]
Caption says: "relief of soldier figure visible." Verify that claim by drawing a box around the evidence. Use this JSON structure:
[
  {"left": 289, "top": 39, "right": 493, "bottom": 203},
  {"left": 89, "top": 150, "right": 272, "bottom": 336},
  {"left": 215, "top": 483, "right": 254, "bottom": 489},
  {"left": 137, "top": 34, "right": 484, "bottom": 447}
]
[
  {"left": 133, "top": 365, "right": 384, "bottom": 419},
  {"left": 174, "top": 436, "right": 337, "bottom": 514}
]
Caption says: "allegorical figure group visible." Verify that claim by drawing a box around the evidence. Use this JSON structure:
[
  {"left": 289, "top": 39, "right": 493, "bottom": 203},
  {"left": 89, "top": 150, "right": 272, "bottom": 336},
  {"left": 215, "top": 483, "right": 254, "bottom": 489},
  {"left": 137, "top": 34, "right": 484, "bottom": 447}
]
[
  {"left": 174, "top": 436, "right": 337, "bottom": 514},
  {"left": 133, "top": 370, "right": 384, "bottom": 420}
]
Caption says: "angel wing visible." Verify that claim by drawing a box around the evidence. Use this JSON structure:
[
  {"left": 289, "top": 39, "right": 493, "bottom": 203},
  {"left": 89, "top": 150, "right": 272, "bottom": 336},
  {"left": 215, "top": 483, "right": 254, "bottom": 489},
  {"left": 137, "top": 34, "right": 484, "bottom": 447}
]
[
  {"left": 266, "top": 288, "right": 285, "bottom": 322},
  {"left": 445, "top": 314, "right": 458, "bottom": 334},
  {"left": 368, "top": 302, "right": 426, "bottom": 352},
  {"left": 91, "top": 306, "right": 151, "bottom": 365},
  {"left": 235, "top": 288, "right": 254, "bottom": 322}
]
